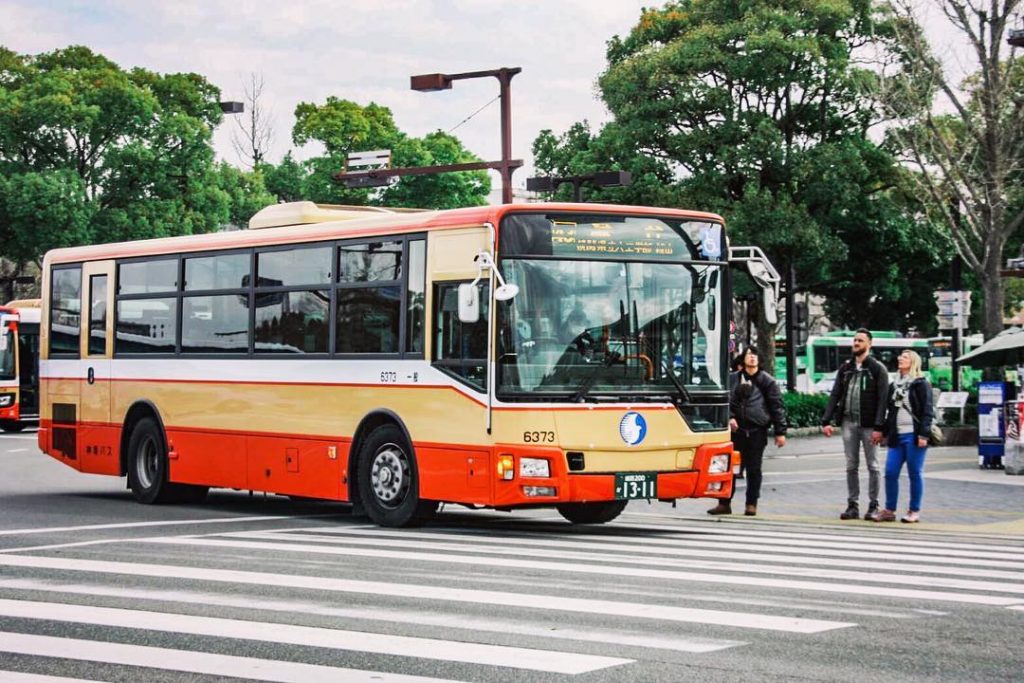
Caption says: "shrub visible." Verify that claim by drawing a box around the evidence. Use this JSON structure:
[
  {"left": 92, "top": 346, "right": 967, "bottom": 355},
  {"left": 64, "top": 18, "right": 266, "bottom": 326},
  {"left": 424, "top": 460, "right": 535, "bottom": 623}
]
[{"left": 783, "top": 392, "right": 830, "bottom": 428}]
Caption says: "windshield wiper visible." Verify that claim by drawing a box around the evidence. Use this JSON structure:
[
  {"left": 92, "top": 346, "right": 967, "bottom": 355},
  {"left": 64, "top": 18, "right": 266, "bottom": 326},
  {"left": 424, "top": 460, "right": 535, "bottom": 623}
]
[
  {"left": 570, "top": 349, "right": 622, "bottom": 403},
  {"left": 628, "top": 299, "right": 693, "bottom": 405},
  {"left": 659, "top": 356, "right": 693, "bottom": 405}
]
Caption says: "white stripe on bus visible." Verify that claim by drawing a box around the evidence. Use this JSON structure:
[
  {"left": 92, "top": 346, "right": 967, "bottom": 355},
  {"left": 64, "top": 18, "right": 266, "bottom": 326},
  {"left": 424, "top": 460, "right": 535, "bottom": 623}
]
[{"left": 0, "top": 554, "right": 852, "bottom": 633}]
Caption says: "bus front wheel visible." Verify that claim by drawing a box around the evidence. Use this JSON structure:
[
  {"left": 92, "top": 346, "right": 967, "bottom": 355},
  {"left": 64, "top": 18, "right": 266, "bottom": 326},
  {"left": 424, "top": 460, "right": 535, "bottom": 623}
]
[
  {"left": 556, "top": 500, "right": 628, "bottom": 525},
  {"left": 0, "top": 421, "right": 25, "bottom": 433},
  {"left": 356, "top": 424, "right": 437, "bottom": 527}
]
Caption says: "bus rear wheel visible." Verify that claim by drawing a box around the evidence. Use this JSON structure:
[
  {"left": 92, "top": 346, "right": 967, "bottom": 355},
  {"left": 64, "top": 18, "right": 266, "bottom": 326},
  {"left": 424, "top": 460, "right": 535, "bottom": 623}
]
[
  {"left": 556, "top": 500, "right": 628, "bottom": 525},
  {"left": 126, "top": 417, "right": 207, "bottom": 505},
  {"left": 0, "top": 421, "right": 25, "bottom": 433},
  {"left": 356, "top": 424, "right": 437, "bottom": 527}
]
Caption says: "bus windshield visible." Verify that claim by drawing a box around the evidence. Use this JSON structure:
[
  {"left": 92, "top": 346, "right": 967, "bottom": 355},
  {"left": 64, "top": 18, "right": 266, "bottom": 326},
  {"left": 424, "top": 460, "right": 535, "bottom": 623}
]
[
  {"left": 496, "top": 213, "right": 726, "bottom": 401},
  {"left": 0, "top": 325, "right": 14, "bottom": 381}
]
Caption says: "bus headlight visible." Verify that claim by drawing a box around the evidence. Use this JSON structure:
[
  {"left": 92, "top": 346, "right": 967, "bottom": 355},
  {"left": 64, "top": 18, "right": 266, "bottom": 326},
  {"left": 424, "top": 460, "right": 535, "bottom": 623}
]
[
  {"left": 708, "top": 454, "right": 730, "bottom": 474},
  {"left": 0, "top": 394, "right": 13, "bottom": 407},
  {"left": 519, "top": 457, "right": 550, "bottom": 478}
]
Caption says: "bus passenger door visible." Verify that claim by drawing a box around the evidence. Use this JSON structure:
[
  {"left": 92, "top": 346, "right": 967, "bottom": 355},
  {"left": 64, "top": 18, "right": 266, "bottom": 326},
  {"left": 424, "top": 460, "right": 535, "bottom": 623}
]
[{"left": 79, "top": 261, "right": 117, "bottom": 474}]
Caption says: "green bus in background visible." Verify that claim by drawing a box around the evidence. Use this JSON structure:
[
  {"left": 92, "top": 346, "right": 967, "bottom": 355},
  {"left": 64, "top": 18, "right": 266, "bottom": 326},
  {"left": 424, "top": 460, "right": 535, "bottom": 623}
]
[
  {"left": 773, "top": 336, "right": 807, "bottom": 391},
  {"left": 927, "top": 334, "right": 983, "bottom": 392},
  {"left": 782, "top": 331, "right": 983, "bottom": 395}
]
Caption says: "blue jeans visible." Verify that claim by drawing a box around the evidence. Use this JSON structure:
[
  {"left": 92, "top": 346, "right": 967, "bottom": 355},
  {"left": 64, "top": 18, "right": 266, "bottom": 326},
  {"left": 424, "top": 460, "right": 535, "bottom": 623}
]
[{"left": 885, "top": 432, "right": 927, "bottom": 512}]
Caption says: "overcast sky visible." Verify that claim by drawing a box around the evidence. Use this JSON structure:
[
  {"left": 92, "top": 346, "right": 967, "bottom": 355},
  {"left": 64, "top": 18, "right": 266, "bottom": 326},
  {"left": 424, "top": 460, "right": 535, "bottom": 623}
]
[
  {"left": 0, "top": 1, "right": 994, "bottom": 203},
  {"left": 1, "top": 0, "right": 658, "bottom": 201}
]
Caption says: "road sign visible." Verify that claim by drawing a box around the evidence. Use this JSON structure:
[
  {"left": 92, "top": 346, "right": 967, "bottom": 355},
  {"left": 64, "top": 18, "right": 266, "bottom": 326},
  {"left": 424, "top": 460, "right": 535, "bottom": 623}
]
[{"left": 934, "top": 290, "right": 971, "bottom": 330}]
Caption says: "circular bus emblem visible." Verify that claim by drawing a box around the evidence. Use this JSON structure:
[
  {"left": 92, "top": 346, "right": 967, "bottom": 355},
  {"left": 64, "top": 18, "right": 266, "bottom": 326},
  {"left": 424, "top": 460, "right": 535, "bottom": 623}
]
[{"left": 619, "top": 412, "right": 647, "bottom": 446}]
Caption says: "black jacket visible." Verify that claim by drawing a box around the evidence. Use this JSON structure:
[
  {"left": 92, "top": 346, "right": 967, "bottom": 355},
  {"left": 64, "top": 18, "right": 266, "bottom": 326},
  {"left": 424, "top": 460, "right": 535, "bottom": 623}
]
[
  {"left": 884, "top": 376, "right": 934, "bottom": 447},
  {"left": 821, "top": 355, "right": 889, "bottom": 430},
  {"left": 730, "top": 369, "right": 787, "bottom": 435}
]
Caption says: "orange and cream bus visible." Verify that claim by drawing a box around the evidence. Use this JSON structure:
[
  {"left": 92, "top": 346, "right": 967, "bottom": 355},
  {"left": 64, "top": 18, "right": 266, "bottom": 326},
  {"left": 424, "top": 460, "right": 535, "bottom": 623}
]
[
  {"left": 1, "top": 299, "right": 41, "bottom": 432},
  {"left": 39, "top": 201, "right": 777, "bottom": 526}
]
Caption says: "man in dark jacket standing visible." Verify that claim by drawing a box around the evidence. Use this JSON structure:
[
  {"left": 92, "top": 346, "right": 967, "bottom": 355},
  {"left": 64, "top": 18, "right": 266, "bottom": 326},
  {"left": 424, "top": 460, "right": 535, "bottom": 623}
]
[
  {"left": 709, "top": 345, "right": 786, "bottom": 517},
  {"left": 821, "top": 329, "right": 890, "bottom": 520}
]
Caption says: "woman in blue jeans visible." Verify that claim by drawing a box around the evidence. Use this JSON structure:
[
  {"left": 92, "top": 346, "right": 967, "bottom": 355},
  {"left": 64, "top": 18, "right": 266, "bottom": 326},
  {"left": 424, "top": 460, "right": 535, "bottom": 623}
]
[{"left": 876, "top": 350, "right": 933, "bottom": 523}]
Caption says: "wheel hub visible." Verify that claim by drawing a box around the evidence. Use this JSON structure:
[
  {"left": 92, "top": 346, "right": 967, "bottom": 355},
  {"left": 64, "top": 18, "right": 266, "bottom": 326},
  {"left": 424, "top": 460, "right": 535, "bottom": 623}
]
[{"left": 371, "top": 445, "right": 408, "bottom": 506}]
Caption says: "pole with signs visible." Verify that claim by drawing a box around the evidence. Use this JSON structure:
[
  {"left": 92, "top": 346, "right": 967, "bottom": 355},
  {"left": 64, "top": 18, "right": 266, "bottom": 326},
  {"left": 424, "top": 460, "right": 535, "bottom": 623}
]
[{"left": 935, "top": 289, "right": 972, "bottom": 391}]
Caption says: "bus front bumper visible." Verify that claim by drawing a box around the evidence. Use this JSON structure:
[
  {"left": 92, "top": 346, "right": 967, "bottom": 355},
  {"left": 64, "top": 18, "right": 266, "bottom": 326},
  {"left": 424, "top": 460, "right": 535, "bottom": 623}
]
[{"left": 490, "top": 441, "right": 737, "bottom": 507}]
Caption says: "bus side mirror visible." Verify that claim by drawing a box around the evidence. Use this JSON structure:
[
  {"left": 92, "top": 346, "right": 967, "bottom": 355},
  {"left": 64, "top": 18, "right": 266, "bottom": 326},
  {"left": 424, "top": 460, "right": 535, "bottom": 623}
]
[
  {"left": 747, "top": 260, "right": 779, "bottom": 325},
  {"left": 762, "top": 288, "right": 778, "bottom": 325},
  {"left": 458, "top": 283, "right": 480, "bottom": 324}
]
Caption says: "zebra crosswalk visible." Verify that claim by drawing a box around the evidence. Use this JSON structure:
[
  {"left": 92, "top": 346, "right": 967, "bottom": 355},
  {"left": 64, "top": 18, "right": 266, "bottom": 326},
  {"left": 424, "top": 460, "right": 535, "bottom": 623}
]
[{"left": 0, "top": 514, "right": 1021, "bottom": 681}]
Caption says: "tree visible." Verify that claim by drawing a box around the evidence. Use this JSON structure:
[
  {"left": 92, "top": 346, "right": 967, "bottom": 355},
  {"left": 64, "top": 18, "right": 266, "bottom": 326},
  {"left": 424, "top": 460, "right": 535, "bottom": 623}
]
[
  {"left": 213, "top": 162, "right": 276, "bottom": 229},
  {"left": 230, "top": 72, "right": 274, "bottom": 168},
  {"left": 268, "top": 97, "right": 490, "bottom": 209},
  {"left": 875, "top": 0, "right": 1024, "bottom": 339},
  {"left": 260, "top": 151, "right": 305, "bottom": 203},
  {"left": 0, "top": 45, "right": 232, "bottom": 265},
  {"left": 534, "top": 1, "right": 947, "bottom": 367}
]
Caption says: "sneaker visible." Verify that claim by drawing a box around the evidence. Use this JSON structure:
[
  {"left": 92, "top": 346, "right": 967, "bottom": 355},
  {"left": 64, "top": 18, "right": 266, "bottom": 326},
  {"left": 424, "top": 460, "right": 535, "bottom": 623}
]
[
  {"left": 874, "top": 509, "right": 897, "bottom": 522},
  {"left": 744, "top": 504, "right": 757, "bottom": 516},
  {"left": 707, "top": 503, "right": 732, "bottom": 516},
  {"left": 839, "top": 504, "right": 859, "bottom": 520},
  {"left": 901, "top": 511, "right": 920, "bottom": 523},
  {"left": 864, "top": 502, "right": 880, "bottom": 521}
]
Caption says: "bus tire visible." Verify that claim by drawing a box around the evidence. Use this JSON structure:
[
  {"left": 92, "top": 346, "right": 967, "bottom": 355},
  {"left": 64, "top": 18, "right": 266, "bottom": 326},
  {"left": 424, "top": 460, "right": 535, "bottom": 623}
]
[
  {"left": 356, "top": 424, "right": 437, "bottom": 527},
  {"left": 127, "top": 417, "right": 174, "bottom": 504},
  {"left": 556, "top": 500, "right": 628, "bottom": 525},
  {"left": 0, "top": 421, "right": 25, "bottom": 433}
]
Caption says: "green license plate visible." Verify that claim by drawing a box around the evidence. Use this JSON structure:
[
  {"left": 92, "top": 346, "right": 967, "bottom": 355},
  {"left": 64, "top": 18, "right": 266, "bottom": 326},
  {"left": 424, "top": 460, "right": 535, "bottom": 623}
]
[{"left": 614, "top": 472, "right": 657, "bottom": 500}]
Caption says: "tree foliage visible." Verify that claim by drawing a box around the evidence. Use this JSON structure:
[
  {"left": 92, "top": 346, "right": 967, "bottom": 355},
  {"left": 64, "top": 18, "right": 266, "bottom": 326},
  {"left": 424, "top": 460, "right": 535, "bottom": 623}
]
[
  {"left": 0, "top": 45, "right": 263, "bottom": 265},
  {"left": 532, "top": 1, "right": 949, "bottom": 364},
  {"left": 262, "top": 97, "right": 490, "bottom": 210},
  {"left": 874, "top": 0, "right": 1024, "bottom": 339}
]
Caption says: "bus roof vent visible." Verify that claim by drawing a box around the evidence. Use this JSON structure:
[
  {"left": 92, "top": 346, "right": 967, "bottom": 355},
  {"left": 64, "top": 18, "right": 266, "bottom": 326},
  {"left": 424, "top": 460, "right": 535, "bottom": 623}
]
[{"left": 248, "top": 201, "right": 425, "bottom": 229}]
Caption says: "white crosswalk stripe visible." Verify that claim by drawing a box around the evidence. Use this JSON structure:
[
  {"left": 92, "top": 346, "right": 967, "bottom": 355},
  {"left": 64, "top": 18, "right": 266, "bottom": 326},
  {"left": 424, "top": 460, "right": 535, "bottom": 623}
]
[
  {"left": 0, "top": 553, "right": 849, "bottom": 632},
  {"left": 134, "top": 533, "right": 1024, "bottom": 606},
  {"left": 0, "top": 518, "right": 1020, "bottom": 682},
  {"left": 0, "top": 632, "right": 465, "bottom": 683}
]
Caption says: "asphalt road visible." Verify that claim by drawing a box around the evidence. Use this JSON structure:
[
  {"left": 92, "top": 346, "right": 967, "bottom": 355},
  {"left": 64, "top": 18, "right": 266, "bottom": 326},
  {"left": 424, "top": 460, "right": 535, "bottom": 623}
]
[{"left": 1, "top": 429, "right": 1022, "bottom": 682}]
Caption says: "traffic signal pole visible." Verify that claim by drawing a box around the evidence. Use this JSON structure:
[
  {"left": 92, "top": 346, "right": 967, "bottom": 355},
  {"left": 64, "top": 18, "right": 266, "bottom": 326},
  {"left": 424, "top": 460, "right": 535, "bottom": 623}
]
[
  {"left": 952, "top": 257, "right": 962, "bottom": 392},
  {"left": 785, "top": 265, "right": 797, "bottom": 393}
]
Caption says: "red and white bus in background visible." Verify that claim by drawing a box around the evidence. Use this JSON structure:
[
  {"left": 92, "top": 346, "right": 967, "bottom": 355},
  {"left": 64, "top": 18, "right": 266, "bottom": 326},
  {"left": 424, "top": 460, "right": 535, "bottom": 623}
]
[
  {"left": 0, "top": 299, "right": 41, "bottom": 432},
  {"left": 38, "top": 201, "right": 777, "bottom": 526}
]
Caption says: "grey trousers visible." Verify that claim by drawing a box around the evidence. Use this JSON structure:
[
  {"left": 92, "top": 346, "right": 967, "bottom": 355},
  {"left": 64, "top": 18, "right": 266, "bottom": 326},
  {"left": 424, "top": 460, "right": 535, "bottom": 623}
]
[{"left": 842, "top": 421, "right": 880, "bottom": 506}]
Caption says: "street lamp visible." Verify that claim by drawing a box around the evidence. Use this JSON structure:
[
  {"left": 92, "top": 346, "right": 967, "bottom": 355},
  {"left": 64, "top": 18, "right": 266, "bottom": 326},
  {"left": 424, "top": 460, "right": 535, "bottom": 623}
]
[
  {"left": 526, "top": 171, "right": 632, "bottom": 202},
  {"left": 1010, "top": 28, "right": 1024, "bottom": 47},
  {"left": 410, "top": 68, "right": 523, "bottom": 204},
  {"left": 219, "top": 101, "right": 244, "bottom": 114}
]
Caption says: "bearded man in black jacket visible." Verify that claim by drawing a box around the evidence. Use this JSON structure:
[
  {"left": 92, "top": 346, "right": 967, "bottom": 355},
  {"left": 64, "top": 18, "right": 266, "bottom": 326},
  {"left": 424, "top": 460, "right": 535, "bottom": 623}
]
[{"left": 821, "top": 329, "right": 890, "bottom": 521}]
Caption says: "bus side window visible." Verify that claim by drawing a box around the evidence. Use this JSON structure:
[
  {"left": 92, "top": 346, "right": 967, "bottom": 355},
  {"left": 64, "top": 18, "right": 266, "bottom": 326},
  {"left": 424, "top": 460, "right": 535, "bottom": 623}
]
[
  {"left": 433, "top": 281, "right": 489, "bottom": 391},
  {"left": 50, "top": 266, "right": 82, "bottom": 357}
]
